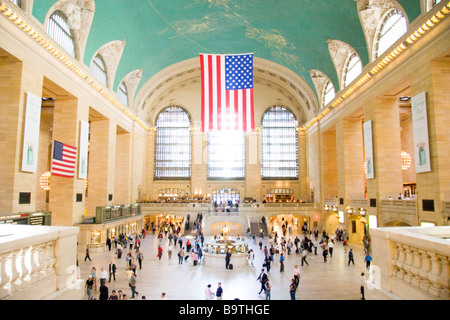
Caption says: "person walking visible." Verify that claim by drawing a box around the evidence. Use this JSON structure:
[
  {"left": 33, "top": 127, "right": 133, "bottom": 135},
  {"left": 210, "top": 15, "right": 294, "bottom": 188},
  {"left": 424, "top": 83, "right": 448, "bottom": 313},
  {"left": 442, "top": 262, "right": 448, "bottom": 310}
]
[
  {"left": 157, "top": 245, "right": 163, "bottom": 260},
  {"left": 168, "top": 243, "right": 173, "bottom": 260},
  {"left": 293, "top": 265, "right": 300, "bottom": 288},
  {"left": 99, "top": 282, "right": 109, "bottom": 300},
  {"left": 178, "top": 247, "right": 185, "bottom": 264},
  {"left": 265, "top": 280, "right": 272, "bottom": 300},
  {"left": 216, "top": 282, "right": 223, "bottom": 300},
  {"left": 85, "top": 275, "right": 94, "bottom": 300},
  {"left": 137, "top": 250, "right": 144, "bottom": 269},
  {"left": 257, "top": 269, "right": 268, "bottom": 295},
  {"left": 289, "top": 278, "right": 296, "bottom": 300},
  {"left": 99, "top": 267, "right": 107, "bottom": 286},
  {"left": 360, "top": 272, "right": 366, "bottom": 300},
  {"left": 301, "top": 248, "right": 309, "bottom": 266},
  {"left": 364, "top": 253, "right": 372, "bottom": 270},
  {"left": 329, "top": 240, "right": 334, "bottom": 257},
  {"left": 348, "top": 248, "right": 355, "bottom": 266},
  {"left": 90, "top": 267, "right": 97, "bottom": 291},
  {"left": 247, "top": 249, "right": 255, "bottom": 267},
  {"left": 84, "top": 246, "right": 91, "bottom": 261},
  {"left": 225, "top": 249, "right": 231, "bottom": 269},
  {"left": 129, "top": 273, "right": 139, "bottom": 299},
  {"left": 279, "top": 253, "right": 285, "bottom": 273},
  {"left": 108, "top": 260, "right": 116, "bottom": 282}
]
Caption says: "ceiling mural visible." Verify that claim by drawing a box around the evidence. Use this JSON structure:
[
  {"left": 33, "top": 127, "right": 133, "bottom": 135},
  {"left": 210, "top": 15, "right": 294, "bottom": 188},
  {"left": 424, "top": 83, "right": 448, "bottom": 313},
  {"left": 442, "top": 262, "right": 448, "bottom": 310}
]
[{"left": 32, "top": 0, "right": 421, "bottom": 104}]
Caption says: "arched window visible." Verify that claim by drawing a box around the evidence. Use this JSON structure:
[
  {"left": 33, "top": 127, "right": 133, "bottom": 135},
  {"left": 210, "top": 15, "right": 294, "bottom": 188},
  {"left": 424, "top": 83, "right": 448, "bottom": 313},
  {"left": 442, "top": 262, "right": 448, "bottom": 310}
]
[
  {"left": 117, "top": 82, "right": 128, "bottom": 106},
  {"left": 374, "top": 9, "right": 407, "bottom": 59},
  {"left": 90, "top": 54, "right": 107, "bottom": 87},
  {"left": 261, "top": 106, "right": 298, "bottom": 179},
  {"left": 154, "top": 107, "right": 191, "bottom": 179},
  {"left": 46, "top": 11, "right": 75, "bottom": 57},
  {"left": 343, "top": 54, "right": 362, "bottom": 87},
  {"left": 323, "top": 80, "right": 335, "bottom": 107},
  {"left": 207, "top": 131, "right": 245, "bottom": 179}
]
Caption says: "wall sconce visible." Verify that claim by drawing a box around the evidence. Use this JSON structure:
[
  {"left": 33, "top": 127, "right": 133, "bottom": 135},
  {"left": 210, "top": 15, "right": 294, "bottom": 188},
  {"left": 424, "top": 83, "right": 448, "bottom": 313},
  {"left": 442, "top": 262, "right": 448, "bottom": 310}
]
[
  {"left": 359, "top": 208, "right": 367, "bottom": 216},
  {"left": 345, "top": 205, "right": 353, "bottom": 214}
]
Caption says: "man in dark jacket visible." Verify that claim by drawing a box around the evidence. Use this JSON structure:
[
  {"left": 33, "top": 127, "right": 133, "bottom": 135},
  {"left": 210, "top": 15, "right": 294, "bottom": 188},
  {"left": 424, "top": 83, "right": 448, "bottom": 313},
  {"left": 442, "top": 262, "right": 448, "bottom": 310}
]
[{"left": 257, "top": 269, "right": 268, "bottom": 294}]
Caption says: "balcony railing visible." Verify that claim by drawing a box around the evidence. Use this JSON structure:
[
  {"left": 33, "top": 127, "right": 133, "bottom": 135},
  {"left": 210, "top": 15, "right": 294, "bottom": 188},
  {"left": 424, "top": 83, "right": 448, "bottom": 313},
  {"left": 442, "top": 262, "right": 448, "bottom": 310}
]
[
  {"left": 370, "top": 226, "right": 449, "bottom": 300},
  {"left": 0, "top": 224, "right": 82, "bottom": 300}
]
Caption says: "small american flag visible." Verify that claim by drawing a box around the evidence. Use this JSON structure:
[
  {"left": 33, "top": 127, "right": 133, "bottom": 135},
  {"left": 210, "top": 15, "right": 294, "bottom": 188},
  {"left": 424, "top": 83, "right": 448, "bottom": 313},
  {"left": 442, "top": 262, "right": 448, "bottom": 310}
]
[
  {"left": 51, "top": 140, "right": 77, "bottom": 178},
  {"left": 200, "top": 53, "right": 255, "bottom": 132}
]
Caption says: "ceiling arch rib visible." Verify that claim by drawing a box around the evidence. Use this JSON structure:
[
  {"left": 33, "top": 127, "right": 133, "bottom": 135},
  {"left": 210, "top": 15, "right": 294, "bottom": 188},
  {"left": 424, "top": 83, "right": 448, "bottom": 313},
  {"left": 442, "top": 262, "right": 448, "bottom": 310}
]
[{"left": 134, "top": 57, "right": 318, "bottom": 128}]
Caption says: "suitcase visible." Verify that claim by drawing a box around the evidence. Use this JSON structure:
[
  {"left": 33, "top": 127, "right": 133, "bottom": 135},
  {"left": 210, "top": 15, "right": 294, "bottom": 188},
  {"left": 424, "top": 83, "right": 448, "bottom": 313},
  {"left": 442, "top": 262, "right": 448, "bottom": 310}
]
[
  {"left": 228, "top": 264, "right": 233, "bottom": 270},
  {"left": 193, "top": 260, "right": 198, "bottom": 266}
]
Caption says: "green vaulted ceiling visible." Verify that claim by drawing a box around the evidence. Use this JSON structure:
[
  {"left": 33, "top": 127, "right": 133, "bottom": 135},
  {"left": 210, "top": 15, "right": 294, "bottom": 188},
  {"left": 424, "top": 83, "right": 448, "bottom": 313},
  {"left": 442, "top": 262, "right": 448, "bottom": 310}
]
[{"left": 32, "top": 0, "right": 422, "bottom": 102}]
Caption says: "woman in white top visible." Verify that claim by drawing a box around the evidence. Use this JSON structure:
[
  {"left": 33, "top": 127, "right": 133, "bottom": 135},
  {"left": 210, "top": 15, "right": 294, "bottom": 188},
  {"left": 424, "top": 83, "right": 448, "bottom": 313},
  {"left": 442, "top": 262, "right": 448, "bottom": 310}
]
[{"left": 204, "top": 284, "right": 214, "bottom": 300}]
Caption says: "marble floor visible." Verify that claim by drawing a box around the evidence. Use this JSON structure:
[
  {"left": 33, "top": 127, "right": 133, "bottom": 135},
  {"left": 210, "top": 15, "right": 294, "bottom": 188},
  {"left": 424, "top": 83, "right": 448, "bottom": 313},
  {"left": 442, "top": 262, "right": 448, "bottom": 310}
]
[{"left": 77, "top": 226, "right": 396, "bottom": 301}]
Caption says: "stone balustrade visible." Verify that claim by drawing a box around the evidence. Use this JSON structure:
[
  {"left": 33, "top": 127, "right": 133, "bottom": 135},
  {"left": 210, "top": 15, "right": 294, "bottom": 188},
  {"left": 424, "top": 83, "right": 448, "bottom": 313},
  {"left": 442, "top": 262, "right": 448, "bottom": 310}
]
[
  {"left": 370, "top": 226, "right": 449, "bottom": 300},
  {"left": 0, "top": 224, "right": 82, "bottom": 300}
]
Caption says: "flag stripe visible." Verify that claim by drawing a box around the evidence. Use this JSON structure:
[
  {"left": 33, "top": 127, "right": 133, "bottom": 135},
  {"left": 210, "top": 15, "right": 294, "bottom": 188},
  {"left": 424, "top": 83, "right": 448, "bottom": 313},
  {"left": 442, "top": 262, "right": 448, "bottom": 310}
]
[{"left": 200, "top": 54, "right": 206, "bottom": 132}]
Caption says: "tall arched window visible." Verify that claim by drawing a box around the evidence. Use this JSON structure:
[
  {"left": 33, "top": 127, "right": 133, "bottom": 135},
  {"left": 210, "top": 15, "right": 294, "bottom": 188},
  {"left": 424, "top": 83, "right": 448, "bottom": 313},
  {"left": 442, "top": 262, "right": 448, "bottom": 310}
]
[
  {"left": 374, "top": 9, "right": 407, "bottom": 59},
  {"left": 46, "top": 11, "right": 75, "bottom": 57},
  {"left": 154, "top": 107, "right": 191, "bottom": 179},
  {"left": 343, "top": 54, "right": 362, "bottom": 87},
  {"left": 323, "top": 80, "right": 335, "bottom": 107},
  {"left": 207, "top": 131, "right": 245, "bottom": 179},
  {"left": 118, "top": 82, "right": 128, "bottom": 106},
  {"left": 261, "top": 106, "right": 298, "bottom": 179},
  {"left": 90, "top": 54, "right": 107, "bottom": 87}
]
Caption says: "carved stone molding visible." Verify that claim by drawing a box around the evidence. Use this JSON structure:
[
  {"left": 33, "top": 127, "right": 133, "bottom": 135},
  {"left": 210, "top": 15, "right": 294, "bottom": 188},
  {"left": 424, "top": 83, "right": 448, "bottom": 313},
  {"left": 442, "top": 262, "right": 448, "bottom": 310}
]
[
  {"left": 354, "top": 0, "right": 405, "bottom": 61},
  {"left": 91, "top": 40, "right": 126, "bottom": 91},
  {"left": 44, "top": 0, "right": 95, "bottom": 62},
  {"left": 309, "top": 69, "right": 334, "bottom": 108},
  {"left": 327, "top": 39, "right": 360, "bottom": 91},
  {"left": 120, "top": 69, "right": 142, "bottom": 113}
]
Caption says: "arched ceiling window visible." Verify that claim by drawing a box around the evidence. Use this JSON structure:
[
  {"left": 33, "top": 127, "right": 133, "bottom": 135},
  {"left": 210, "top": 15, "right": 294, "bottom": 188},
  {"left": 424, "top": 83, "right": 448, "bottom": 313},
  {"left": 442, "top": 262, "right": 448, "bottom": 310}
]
[
  {"left": 90, "top": 54, "right": 107, "bottom": 87},
  {"left": 323, "top": 81, "right": 335, "bottom": 107},
  {"left": 261, "top": 106, "right": 298, "bottom": 179},
  {"left": 117, "top": 82, "right": 128, "bottom": 106},
  {"left": 343, "top": 54, "right": 362, "bottom": 88},
  {"left": 46, "top": 11, "right": 75, "bottom": 58},
  {"left": 374, "top": 9, "right": 407, "bottom": 59},
  {"left": 154, "top": 106, "right": 191, "bottom": 180}
]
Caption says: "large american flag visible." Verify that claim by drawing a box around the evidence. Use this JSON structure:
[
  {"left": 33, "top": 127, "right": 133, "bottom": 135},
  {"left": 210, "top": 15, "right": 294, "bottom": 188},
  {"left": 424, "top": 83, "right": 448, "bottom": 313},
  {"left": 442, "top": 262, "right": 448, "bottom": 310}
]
[
  {"left": 51, "top": 140, "right": 77, "bottom": 178},
  {"left": 200, "top": 53, "right": 255, "bottom": 132}
]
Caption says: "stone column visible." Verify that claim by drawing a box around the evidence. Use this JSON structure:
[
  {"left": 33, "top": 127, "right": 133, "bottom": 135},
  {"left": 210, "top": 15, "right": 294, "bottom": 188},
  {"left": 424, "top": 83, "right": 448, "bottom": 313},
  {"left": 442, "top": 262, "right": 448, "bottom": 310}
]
[
  {"left": 410, "top": 59, "right": 450, "bottom": 225},
  {"left": 321, "top": 129, "right": 337, "bottom": 200},
  {"left": 49, "top": 97, "right": 88, "bottom": 226},
  {"left": 191, "top": 130, "right": 207, "bottom": 198},
  {"left": 364, "top": 97, "right": 403, "bottom": 201},
  {"left": 114, "top": 129, "right": 131, "bottom": 204},
  {"left": 336, "top": 118, "right": 365, "bottom": 200},
  {"left": 87, "top": 118, "right": 116, "bottom": 215},
  {"left": 245, "top": 130, "right": 261, "bottom": 200},
  {"left": 0, "top": 57, "right": 43, "bottom": 213},
  {"left": 144, "top": 128, "right": 155, "bottom": 200}
]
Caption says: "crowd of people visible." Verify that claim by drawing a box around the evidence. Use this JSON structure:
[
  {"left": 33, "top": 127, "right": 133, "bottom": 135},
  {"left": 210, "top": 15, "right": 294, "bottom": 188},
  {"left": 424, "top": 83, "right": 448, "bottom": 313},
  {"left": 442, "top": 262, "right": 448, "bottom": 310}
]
[{"left": 82, "top": 215, "right": 372, "bottom": 300}]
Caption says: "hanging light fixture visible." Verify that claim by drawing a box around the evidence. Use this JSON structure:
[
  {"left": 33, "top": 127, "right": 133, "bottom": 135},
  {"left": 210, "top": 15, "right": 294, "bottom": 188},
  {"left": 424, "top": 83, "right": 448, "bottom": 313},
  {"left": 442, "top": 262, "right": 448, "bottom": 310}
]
[
  {"left": 401, "top": 151, "right": 412, "bottom": 170},
  {"left": 39, "top": 171, "right": 51, "bottom": 190}
]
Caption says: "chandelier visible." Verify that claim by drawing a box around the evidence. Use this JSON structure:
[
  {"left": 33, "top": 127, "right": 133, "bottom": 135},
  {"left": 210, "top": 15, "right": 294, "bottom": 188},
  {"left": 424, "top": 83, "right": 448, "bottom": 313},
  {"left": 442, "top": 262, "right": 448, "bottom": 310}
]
[
  {"left": 39, "top": 171, "right": 51, "bottom": 190},
  {"left": 401, "top": 151, "right": 412, "bottom": 170}
]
